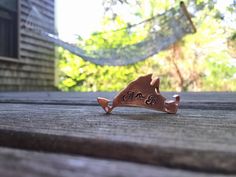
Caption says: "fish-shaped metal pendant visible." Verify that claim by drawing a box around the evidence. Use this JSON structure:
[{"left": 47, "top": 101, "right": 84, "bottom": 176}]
[{"left": 97, "top": 74, "right": 180, "bottom": 114}]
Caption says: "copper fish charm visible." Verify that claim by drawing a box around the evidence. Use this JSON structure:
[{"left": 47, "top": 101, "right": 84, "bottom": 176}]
[{"left": 97, "top": 74, "right": 180, "bottom": 114}]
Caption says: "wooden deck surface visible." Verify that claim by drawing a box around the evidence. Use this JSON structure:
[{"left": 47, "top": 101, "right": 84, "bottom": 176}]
[{"left": 0, "top": 92, "right": 235, "bottom": 176}]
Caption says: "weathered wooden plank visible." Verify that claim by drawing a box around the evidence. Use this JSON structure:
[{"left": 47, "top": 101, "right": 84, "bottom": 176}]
[
  {"left": 0, "top": 78, "right": 54, "bottom": 87},
  {"left": 0, "top": 102, "right": 235, "bottom": 173},
  {"left": 0, "top": 69, "right": 54, "bottom": 80},
  {"left": 29, "top": 0, "right": 54, "bottom": 16},
  {"left": 20, "top": 36, "right": 54, "bottom": 51},
  {"left": 39, "top": 0, "right": 54, "bottom": 8},
  {"left": 20, "top": 41, "right": 55, "bottom": 57},
  {"left": 20, "top": 30, "right": 54, "bottom": 44},
  {"left": 0, "top": 65, "right": 54, "bottom": 75},
  {"left": 0, "top": 92, "right": 235, "bottom": 110},
  {"left": 21, "top": 32, "right": 54, "bottom": 47},
  {"left": 20, "top": 57, "right": 55, "bottom": 68},
  {"left": 0, "top": 63, "right": 54, "bottom": 75},
  {"left": 0, "top": 52, "right": 55, "bottom": 69},
  {"left": 20, "top": 50, "right": 55, "bottom": 64},
  {"left": 0, "top": 147, "right": 230, "bottom": 177},
  {"left": 20, "top": 1, "right": 54, "bottom": 34},
  {"left": 0, "top": 76, "right": 54, "bottom": 86},
  {"left": 0, "top": 77, "right": 54, "bottom": 85},
  {"left": 20, "top": 8, "right": 54, "bottom": 25},
  {"left": 21, "top": 0, "right": 54, "bottom": 20},
  {"left": 0, "top": 56, "right": 24, "bottom": 64},
  {"left": 0, "top": 85, "right": 55, "bottom": 92},
  {"left": 20, "top": 15, "right": 54, "bottom": 33}
]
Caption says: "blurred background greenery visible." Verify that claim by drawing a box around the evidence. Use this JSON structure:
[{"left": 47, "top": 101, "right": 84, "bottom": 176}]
[{"left": 56, "top": 0, "right": 236, "bottom": 92}]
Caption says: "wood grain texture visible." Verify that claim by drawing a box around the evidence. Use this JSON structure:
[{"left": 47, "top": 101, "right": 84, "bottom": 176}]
[
  {"left": 0, "top": 98, "right": 235, "bottom": 173},
  {"left": 0, "top": 147, "right": 232, "bottom": 177},
  {"left": 0, "top": 92, "right": 235, "bottom": 110}
]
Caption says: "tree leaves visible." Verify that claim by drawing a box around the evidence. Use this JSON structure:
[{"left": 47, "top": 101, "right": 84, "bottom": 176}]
[{"left": 57, "top": 0, "right": 236, "bottom": 92}]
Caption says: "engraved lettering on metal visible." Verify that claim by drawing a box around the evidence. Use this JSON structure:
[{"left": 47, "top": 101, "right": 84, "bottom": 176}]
[{"left": 97, "top": 74, "right": 180, "bottom": 114}]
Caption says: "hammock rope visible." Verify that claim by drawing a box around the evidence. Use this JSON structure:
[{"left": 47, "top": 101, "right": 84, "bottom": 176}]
[{"left": 24, "top": 1, "right": 196, "bottom": 66}]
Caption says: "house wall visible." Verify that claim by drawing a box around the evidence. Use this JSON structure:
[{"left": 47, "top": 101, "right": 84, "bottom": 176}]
[{"left": 0, "top": 0, "right": 55, "bottom": 91}]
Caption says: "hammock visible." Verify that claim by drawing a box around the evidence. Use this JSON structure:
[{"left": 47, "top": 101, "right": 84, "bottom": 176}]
[{"left": 24, "top": 1, "right": 196, "bottom": 66}]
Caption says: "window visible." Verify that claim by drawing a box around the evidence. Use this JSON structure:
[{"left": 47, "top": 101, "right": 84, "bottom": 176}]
[{"left": 0, "top": 0, "right": 18, "bottom": 58}]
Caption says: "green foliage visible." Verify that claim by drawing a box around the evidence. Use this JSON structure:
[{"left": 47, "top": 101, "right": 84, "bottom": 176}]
[
  {"left": 57, "top": 0, "right": 236, "bottom": 92},
  {"left": 57, "top": 47, "right": 158, "bottom": 91}
]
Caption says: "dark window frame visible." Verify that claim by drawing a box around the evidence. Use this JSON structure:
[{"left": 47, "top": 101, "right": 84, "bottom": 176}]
[{"left": 0, "top": 0, "right": 20, "bottom": 62}]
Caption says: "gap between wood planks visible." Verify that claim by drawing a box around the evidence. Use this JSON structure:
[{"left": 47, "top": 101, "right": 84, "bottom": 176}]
[
  {"left": 1, "top": 147, "right": 234, "bottom": 177},
  {"left": 0, "top": 102, "right": 235, "bottom": 174}
]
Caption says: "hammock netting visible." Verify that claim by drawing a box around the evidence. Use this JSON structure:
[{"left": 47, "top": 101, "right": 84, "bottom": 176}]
[{"left": 24, "top": 1, "right": 196, "bottom": 66}]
